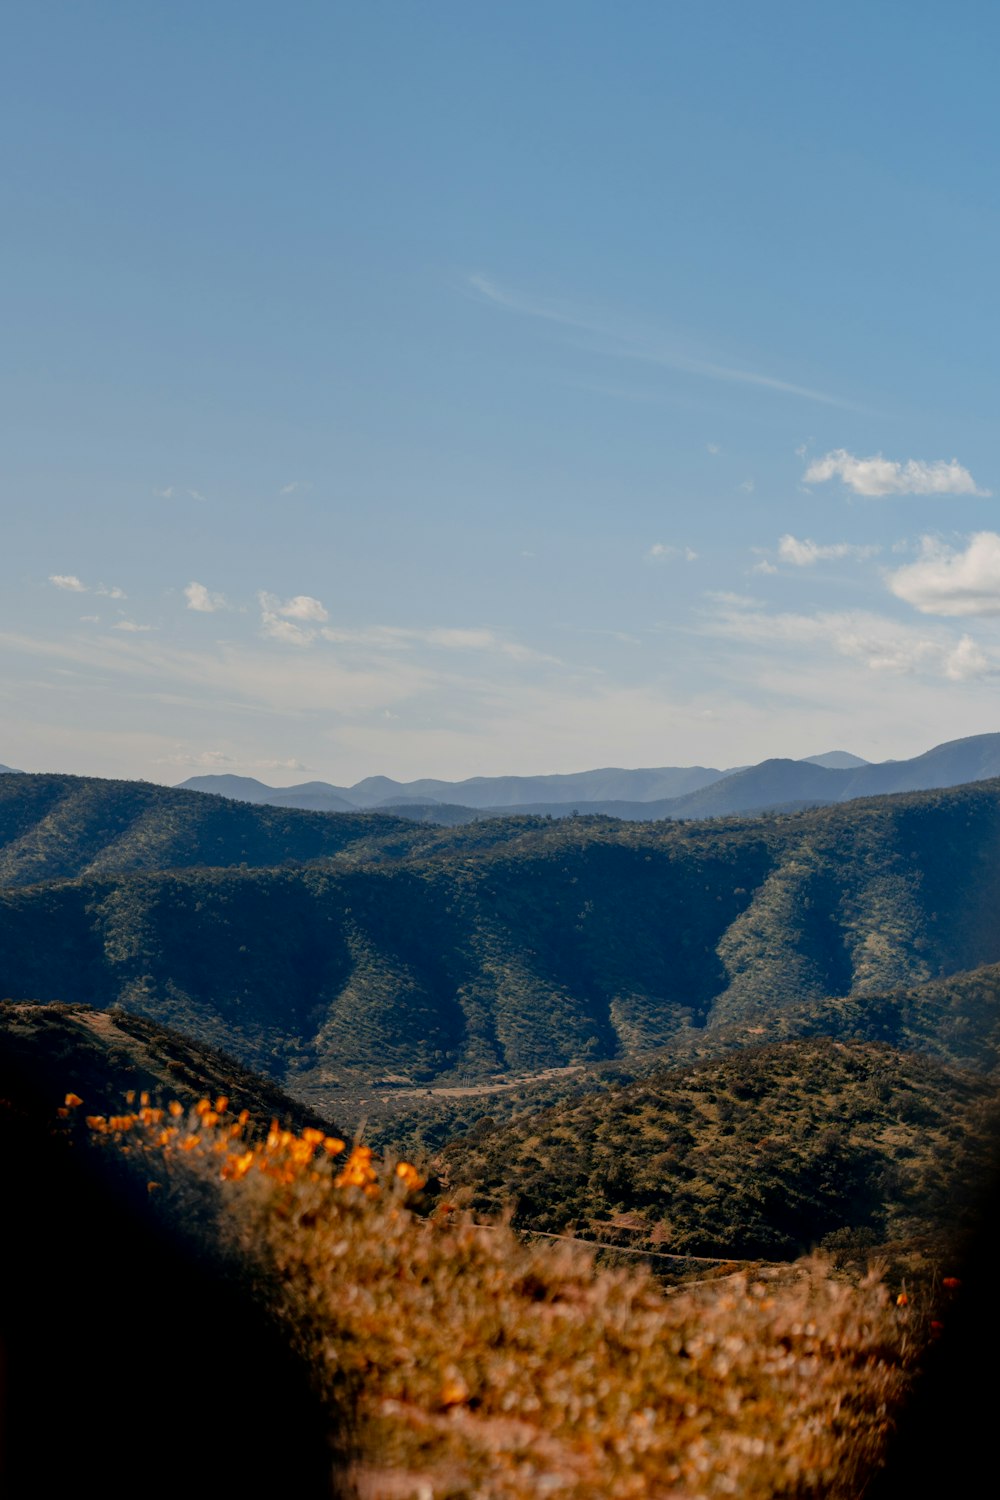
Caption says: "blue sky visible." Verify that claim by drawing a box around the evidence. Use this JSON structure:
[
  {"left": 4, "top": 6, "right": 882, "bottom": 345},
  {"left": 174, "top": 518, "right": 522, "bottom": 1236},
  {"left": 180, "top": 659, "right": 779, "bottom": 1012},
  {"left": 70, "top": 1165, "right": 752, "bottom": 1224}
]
[{"left": 3, "top": 1, "right": 1000, "bottom": 783}]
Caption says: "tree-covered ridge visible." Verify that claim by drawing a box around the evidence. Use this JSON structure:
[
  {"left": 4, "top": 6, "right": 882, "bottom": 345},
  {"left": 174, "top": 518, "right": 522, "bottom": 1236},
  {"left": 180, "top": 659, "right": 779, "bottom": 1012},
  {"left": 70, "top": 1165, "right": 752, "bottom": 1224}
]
[
  {"left": 0, "top": 777, "right": 998, "bottom": 1105},
  {"left": 0, "top": 772, "right": 425, "bottom": 887},
  {"left": 437, "top": 1037, "right": 1000, "bottom": 1260}
]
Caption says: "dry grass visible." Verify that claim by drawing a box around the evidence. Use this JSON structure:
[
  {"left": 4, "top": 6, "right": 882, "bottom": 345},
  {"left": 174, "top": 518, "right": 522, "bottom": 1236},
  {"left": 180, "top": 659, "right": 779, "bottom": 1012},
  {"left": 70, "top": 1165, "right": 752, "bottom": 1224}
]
[{"left": 76, "top": 1094, "right": 928, "bottom": 1499}]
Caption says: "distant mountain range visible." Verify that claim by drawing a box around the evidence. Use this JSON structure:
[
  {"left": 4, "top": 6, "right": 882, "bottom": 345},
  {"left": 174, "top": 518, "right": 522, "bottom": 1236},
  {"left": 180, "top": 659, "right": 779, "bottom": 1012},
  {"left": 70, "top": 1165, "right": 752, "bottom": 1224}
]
[{"left": 175, "top": 735, "right": 999, "bottom": 824}]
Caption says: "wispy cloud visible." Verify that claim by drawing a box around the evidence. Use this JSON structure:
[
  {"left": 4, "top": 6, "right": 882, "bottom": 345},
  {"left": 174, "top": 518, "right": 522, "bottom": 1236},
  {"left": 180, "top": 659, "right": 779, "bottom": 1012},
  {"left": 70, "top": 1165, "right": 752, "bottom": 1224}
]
[
  {"left": 887, "top": 532, "right": 1000, "bottom": 616},
  {"left": 804, "top": 449, "right": 989, "bottom": 498},
  {"left": 184, "top": 581, "right": 229, "bottom": 613},
  {"left": 319, "top": 623, "right": 562, "bottom": 665},
  {"left": 157, "top": 749, "right": 310, "bottom": 772},
  {"left": 50, "top": 574, "right": 126, "bottom": 598},
  {"left": 156, "top": 748, "right": 235, "bottom": 767},
  {"left": 646, "top": 543, "right": 698, "bottom": 563},
  {"left": 777, "top": 535, "right": 880, "bottom": 566},
  {"left": 113, "top": 620, "right": 155, "bottom": 633},
  {"left": 154, "top": 486, "right": 210, "bottom": 502},
  {"left": 701, "top": 595, "right": 996, "bottom": 681},
  {"left": 468, "top": 273, "right": 852, "bottom": 408}
]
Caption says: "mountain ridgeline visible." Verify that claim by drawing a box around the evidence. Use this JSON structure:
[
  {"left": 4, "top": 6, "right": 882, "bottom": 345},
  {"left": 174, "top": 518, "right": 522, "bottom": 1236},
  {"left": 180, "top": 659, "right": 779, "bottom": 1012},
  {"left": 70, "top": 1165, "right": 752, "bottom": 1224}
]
[
  {"left": 175, "top": 732, "right": 1000, "bottom": 822},
  {"left": 0, "top": 767, "right": 999, "bottom": 1108}
]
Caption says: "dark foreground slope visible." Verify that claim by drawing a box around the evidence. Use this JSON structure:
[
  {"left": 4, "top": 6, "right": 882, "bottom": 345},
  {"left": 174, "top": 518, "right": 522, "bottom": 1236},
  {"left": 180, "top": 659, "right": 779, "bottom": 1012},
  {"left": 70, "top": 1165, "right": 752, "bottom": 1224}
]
[
  {"left": 0, "top": 1007, "right": 338, "bottom": 1497},
  {"left": 1, "top": 778, "right": 999, "bottom": 1105},
  {"left": 0, "top": 1000, "right": 331, "bottom": 1129}
]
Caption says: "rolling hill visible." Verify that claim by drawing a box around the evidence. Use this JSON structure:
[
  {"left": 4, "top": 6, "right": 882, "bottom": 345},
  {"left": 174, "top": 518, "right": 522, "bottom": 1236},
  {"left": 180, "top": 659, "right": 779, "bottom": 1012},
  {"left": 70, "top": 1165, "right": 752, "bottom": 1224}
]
[
  {"left": 2, "top": 772, "right": 999, "bottom": 1111},
  {"left": 436, "top": 1036, "right": 1000, "bottom": 1258},
  {"left": 0, "top": 771, "right": 424, "bottom": 886}
]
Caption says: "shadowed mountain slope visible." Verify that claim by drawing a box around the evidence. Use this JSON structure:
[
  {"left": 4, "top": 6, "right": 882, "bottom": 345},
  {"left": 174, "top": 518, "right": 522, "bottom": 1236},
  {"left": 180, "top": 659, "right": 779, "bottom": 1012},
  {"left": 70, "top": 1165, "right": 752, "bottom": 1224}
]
[
  {"left": 0, "top": 772, "right": 428, "bottom": 886},
  {"left": 1, "top": 777, "right": 999, "bottom": 1105}
]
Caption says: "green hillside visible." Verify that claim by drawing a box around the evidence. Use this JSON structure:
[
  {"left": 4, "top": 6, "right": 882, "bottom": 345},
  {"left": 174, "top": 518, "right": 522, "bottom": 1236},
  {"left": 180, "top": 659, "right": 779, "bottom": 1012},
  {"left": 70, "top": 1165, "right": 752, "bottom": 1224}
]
[
  {"left": 1, "top": 777, "right": 999, "bottom": 1108},
  {"left": 437, "top": 1037, "right": 999, "bottom": 1259},
  {"left": 0, "top": 771, "right": 421, "bottom": 885}
]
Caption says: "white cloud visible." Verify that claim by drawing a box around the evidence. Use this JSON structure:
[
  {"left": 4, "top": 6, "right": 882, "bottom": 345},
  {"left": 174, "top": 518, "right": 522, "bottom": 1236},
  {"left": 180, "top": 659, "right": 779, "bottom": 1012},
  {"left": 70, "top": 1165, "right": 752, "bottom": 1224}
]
[
  {"left": 282, "top": 595, "right": 328, "bottom": 621},
  {"left": 702, "top": 596, "right": 996, "bottom": 681},
  {"left": 259, "top": 591, "right": 328, "bottom": 622},
  {"left": 886, "top": 531, "right": 1000, "bottom": 616},
  {"left": 945, "top": 634, "right": 991, "bottom": 681},
  {"left": 706, "top": 442, "right": 721, "bottom": 455},
  {"left": 260, "top": 613, "right": 315, "bottom": 646},
  {"left": 257, "top": 591, "right": 330, "bottom": 645},
  {"left": 154, "top": 749, "right": 235, "bottom": 767},
  {"left": 80, "top": 614, "right": 100, "bottom": 623},
  {"left": 114, "top": 620, "right": 155, "bottom": 633},
  {"left": 751, "top": 559, "right": 778, "bottom": 575},
  {"left": 50, "top": 575, "right": 127, "bottom": 598},
  {"left": 738, "top": 479, "right": 755, "bottom": 493},
  {"left": 804, "top": 449, "right": 989, "bottom": 498},
  {"left": 184, "top": 581, "right": 229, "bottom": 613},
  {"left": 156, "top": 750, "right": 309, "bottom": 772},
  {"left": 646, "top": 543, "right": 698, "bottom": 563},
  {"left": 777, "top": 535, "right": 880, "bottom": 566},
  {"left": 153, "top": 486, "right": 209, "bottom": 502}
]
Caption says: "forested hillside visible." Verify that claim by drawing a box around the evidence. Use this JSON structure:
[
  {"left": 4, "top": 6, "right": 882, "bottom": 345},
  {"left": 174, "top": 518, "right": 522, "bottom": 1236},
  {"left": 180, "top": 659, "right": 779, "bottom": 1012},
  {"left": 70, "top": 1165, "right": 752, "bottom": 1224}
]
[
  {"left": 1, "top": 774, "right": 998, "bottom": 1109},
  {"left": 437, "top": 1037, "right": 1000, "bottom": 1258},
  {"left": 0, "top": 772, "right": 421, "bottom": 885}
]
